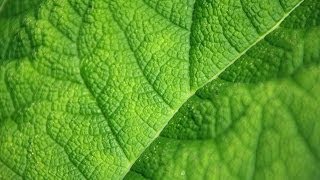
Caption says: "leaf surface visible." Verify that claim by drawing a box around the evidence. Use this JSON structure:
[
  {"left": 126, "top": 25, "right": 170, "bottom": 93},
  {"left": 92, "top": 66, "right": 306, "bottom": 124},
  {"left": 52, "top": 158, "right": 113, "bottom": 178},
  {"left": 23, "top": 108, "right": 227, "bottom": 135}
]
[
  {"left": 0, "top": 0, "right": 310, "bottom": 179},
  {"left": 127, "top": 0, "right": 320, "bottom": 179}
]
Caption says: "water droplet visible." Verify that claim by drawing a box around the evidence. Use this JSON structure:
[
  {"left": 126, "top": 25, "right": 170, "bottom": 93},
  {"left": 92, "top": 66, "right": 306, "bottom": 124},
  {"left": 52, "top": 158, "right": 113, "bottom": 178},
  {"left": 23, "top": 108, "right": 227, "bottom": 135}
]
[{"left": 180, "top": 170, "right": 185, "bottom": 176}]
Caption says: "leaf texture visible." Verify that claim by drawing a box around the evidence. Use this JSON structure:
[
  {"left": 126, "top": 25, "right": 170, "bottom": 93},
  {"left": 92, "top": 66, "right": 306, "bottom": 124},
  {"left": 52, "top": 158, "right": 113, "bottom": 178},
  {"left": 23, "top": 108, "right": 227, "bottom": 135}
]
[
  {"left": 127, "top": 0, "right": 320, "bottom": 179},
  {"left": 0, "top": 0, "right": 313, "bottom": 179}
]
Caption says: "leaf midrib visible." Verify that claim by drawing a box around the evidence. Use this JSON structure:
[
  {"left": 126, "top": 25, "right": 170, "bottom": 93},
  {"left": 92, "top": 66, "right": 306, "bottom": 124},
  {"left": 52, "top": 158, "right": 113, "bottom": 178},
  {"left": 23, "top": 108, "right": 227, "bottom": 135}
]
[
  {"left": 0, "top": 0, "right": 8, "bottom": 14},
  {"left": 0, "top": 0, "right": 305, "bottom": 178},
  {"left": 120, "top": 0, "right": 305, "bottom": 178}
]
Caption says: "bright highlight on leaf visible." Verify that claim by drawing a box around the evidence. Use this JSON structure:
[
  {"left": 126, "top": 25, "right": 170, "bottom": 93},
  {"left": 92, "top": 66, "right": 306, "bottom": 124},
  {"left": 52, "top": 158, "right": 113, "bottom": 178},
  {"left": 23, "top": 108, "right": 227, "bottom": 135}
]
[{"left": 0, "top": 0, "right": 319, "bottom": 179}]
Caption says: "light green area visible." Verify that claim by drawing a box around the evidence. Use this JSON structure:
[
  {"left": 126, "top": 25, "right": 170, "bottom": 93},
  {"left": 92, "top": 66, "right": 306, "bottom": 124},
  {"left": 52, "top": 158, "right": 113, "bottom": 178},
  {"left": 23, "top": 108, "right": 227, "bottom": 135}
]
[
  {"left": 127, "top": 0, "right": 320, "bottom": 179},
  {"left": 0, "top": 0, "right": 317, "bottom": 179}
]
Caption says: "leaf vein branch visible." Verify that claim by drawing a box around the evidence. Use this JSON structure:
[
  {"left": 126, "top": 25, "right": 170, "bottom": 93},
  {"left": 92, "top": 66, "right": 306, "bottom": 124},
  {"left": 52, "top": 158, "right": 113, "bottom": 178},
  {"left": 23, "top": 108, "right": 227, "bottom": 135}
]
[
  {"left": 108, "top": 3, "right": 174, "bottom": 109},
  {"left": 140, "top": 0, "right": 188, "bottom": 30}
]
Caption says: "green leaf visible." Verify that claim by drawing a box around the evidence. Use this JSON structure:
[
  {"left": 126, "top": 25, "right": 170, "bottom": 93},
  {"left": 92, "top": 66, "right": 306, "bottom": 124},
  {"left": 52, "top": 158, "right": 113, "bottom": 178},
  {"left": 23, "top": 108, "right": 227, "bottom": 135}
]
[
  {"left": 127, "top": 0, "right": 320, "bottom": 179},
  {"left": 0, "top": 0, "right": 314, "bottom": 179}
]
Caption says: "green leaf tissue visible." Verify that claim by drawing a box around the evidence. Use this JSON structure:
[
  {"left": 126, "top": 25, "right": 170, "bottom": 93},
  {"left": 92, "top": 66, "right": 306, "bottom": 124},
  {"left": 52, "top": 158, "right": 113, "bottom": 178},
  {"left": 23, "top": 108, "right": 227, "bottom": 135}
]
[{"left": 0, "top": 0, "right": 319, "bottom": 179}]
